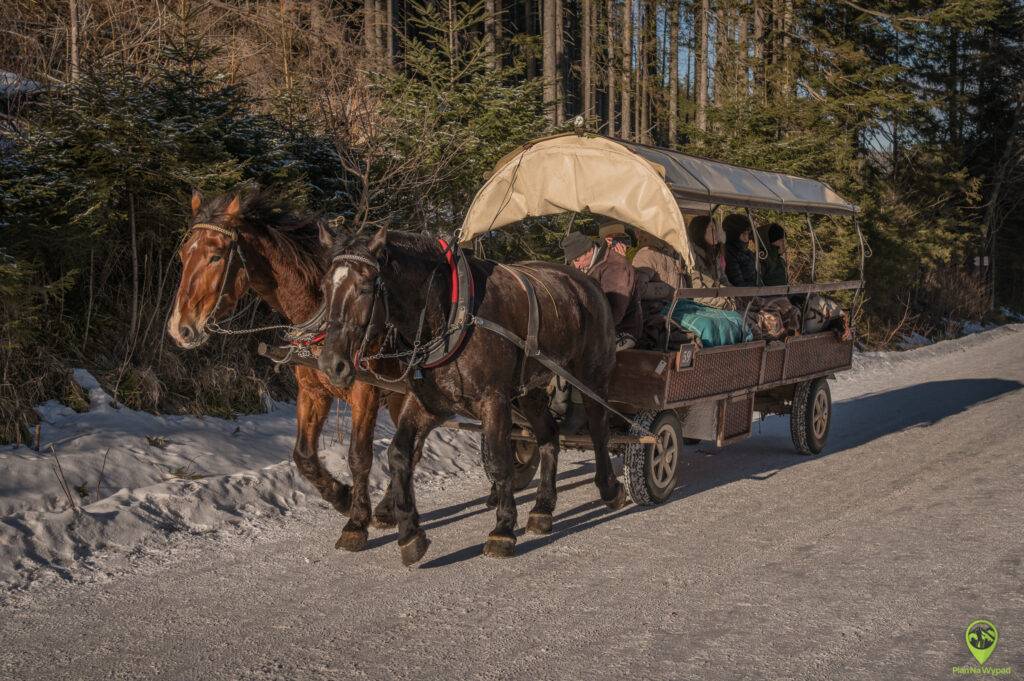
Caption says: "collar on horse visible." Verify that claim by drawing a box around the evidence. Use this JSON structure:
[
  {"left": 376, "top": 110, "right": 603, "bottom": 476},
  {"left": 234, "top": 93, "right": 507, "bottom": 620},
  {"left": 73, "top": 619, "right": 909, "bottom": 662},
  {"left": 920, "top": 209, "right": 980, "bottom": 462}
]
[
  {"left": 333, "top": 237, "right": 475, "bottom": 376},
  {"left": 422, "top": 238, "right": 474, "bottom": 368}
]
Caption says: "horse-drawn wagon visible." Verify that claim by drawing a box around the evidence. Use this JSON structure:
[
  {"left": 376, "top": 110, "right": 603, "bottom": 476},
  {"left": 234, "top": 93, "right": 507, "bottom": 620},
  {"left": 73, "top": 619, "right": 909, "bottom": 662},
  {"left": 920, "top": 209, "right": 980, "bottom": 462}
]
[{"left": 449, "top": 133, "right": 864, "bottom": 506}]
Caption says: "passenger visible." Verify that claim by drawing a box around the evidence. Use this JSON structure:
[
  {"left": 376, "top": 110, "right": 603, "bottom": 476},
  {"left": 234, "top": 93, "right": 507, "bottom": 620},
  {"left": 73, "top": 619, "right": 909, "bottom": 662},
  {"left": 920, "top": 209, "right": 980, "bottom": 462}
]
[
  {"left": 684, "top": 215, "right": 735, "bottom": 310},
  {"left": 598, "top": 222, "right": 632, "bottom": 257},
  {"left": 759, "top": 222, "right": 789, "bottom": 286},
  {"left": 633, "top": 232, "right": 684, "bottom": 289},
  {"left": 723, "top": 213, "right": 758, "bottom": 288},
  {"left": 561, "top": 231, "right": 643, "bottom": 349}
]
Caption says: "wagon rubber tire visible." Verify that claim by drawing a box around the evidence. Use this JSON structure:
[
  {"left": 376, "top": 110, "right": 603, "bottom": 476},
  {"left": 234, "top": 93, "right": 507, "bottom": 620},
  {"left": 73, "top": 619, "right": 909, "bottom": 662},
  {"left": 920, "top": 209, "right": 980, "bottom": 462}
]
[
  {"left": 482, "top": 440, "right": 541, "bottom": 491},
  {"left": 790, "top": 378, "right": 831, "bottom": 455},
  {"left": 622, "top": 410, "right": 681, "bottom": 506}
]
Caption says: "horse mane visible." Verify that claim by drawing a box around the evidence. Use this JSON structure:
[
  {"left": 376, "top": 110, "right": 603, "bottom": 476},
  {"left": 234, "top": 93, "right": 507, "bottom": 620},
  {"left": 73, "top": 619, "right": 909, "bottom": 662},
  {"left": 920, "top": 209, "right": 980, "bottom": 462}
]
[
  {"left": 199, "top": 189, "right": 326, "bottom": 289},
  {"left": 333, "top": 227, "right": 443, "bottom": 265}
]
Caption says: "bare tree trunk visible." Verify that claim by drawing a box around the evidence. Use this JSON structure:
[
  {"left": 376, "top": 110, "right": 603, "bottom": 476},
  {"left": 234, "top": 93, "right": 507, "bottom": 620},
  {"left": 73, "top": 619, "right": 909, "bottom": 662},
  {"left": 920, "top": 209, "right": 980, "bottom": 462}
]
[
  {"left": 555, "top": 0, "right": 565, "bottom": 124},
  {"left": 527, "top": 0, "right": 539, "bottom": 78},
  {"left": 386, "top": 0, "right": 394, "bottom": 66},
  {"left": 606, "top": 0, "right": 616, "bottom": 135},
  {"left": 128, "top": 192, "right": 139, "bottom": 345},
  {"left": 543, "top": 0, "right": 558, "bottom": 124},
  {"left": 621, "top": 0, "right": 632, "bottom": 139},
  {"left": 638, "top": 1, "right": 647, "bottom": 142},
  {"left": 713, "top": 5, "right": 725, "bottom": 103},
  {"left": 695, "top": 0, "right": 709, "bottom": 135},
  {"left": 781, "top": 0, "right": 792, "bottom": 98},
  {"left": 485, "top": 0, "right": 498, "bottom": 69},
  {"left": 737, "top": 3, "right": 748, "bottom": 96},
  {"left": 668, "top": 2, "right": 679, "bottom": 146},
  {"left": 753, "top": 0, "right": 764, "bottom": 98},
  {"left": 582, "top": 0, "right": 593, "bottom": 117},
  {"left": 69, "top": 0, "right": 80, "bottom": 82},
  {"left": 364, "top": 0, "right": 378, "bottom": 60}
]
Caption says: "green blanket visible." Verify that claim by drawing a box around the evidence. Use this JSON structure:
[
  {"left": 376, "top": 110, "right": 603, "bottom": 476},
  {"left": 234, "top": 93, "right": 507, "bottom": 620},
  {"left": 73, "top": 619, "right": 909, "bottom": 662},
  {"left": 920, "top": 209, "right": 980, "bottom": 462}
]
[{"left": 662, "top": 299, "right": 753, "bottom": 347}]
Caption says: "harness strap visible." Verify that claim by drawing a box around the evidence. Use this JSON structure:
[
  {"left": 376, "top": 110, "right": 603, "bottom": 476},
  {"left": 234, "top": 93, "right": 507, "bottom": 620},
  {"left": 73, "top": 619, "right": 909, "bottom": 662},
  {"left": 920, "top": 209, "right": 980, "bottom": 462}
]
[
  {"left": 468, "top": 314, "right": 647, "bottom": 433},
  {"left": 191, "top": 223, "right": 237, "bottom": 239}
]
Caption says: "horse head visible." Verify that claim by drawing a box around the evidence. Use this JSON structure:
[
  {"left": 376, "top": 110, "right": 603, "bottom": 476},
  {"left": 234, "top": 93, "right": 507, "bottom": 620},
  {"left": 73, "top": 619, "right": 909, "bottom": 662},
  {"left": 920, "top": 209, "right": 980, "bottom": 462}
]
[
  {"left": 167, "top": 190, "right": 251, "bottom": 349},
  {"left": 317, "top": 224, "right": 389, "bottom": 388}
]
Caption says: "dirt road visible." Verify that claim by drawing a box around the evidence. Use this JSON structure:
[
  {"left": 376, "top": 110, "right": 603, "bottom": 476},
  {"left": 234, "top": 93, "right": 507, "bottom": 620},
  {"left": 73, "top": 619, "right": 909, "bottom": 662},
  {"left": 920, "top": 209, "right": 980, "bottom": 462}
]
[{"left": 2, "top": 326, "right": 1022, "bottom": 680}]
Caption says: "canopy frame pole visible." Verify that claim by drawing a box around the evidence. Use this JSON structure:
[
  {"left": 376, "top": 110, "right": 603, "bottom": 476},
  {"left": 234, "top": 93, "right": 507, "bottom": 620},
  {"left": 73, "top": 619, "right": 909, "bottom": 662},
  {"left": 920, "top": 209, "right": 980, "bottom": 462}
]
[
  {"left": 745, "top": 207, "right": 767, "bottom": 286},
  {"left": 853, "top": 212, "right": 866, "bottom": 322},
  {"left": 806, "top": 213, "right": 818, "bottom": 283}
]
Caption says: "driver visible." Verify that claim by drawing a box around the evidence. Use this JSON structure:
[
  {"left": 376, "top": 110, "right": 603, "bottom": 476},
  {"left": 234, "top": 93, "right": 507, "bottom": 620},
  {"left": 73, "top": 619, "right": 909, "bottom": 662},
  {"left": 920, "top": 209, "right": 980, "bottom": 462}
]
[{"left": 561, "top": 231, "right": 642, "bottom": 350}]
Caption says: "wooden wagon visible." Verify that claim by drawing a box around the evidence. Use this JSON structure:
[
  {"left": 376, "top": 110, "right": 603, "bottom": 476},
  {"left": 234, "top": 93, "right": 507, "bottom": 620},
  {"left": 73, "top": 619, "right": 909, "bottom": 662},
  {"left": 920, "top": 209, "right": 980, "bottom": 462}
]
[{"left": 455, "top": 133, "right": 864, "bottom": 506}]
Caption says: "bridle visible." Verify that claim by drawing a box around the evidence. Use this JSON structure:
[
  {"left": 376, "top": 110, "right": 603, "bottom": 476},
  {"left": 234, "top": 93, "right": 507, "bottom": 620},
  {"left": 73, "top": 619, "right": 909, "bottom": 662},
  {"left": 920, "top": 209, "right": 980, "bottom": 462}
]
[
  {"left": 185, "top": 221, "right": 315, "bottom": 337},
  {"left": 187, "top": 222, "right": 247, "bottom": 334},
  {"left": 326, "top": 251, "right": 445, "bottom": 383}
]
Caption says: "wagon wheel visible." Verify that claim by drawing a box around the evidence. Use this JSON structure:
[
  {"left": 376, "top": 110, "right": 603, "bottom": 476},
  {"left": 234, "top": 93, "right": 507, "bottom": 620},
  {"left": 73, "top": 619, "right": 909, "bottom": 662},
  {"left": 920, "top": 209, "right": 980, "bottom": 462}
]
[
  {"left": 790, "top": 378, "right": 832, "bottom": 455},
  {"left": 482, "top": 439, "right": 541, "bottom": 491},
  {"left": 622, "top": 411, "right": 681, "bottom": 506}
]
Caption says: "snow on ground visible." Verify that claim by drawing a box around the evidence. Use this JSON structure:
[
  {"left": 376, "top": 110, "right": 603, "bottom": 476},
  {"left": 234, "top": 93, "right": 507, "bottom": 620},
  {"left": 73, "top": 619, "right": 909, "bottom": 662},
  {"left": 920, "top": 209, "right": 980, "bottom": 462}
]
[
  {"left": 2, "top": 324, "right": 1020, "bottom": 591},
  {"left": 0, "top": 370, "right": 482, "bottom": 589}
]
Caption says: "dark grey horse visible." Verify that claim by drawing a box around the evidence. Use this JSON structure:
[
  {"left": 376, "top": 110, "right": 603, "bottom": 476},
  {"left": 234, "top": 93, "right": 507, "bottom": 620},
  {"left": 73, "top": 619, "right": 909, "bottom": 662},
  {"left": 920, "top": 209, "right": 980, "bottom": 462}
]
[{"left": 317, "top": 227, "right": 627, "bottom": 565}]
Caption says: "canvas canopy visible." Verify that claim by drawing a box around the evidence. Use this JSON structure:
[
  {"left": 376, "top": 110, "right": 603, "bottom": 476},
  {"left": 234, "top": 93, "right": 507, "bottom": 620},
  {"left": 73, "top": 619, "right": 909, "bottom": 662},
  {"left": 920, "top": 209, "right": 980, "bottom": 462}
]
[{"left": 459, "top": 133, "right": 857, "bottom": 265}]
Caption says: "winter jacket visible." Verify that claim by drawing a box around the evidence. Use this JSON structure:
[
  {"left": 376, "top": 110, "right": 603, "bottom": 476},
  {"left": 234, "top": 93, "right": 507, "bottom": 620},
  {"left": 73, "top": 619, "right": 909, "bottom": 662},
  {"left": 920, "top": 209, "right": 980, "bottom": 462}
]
[
  {"left": 760, "top": 243, "right": 789, "bottom": 287},
  {"left": 725, "top": 237, "right": 758, "bottom": 288},
  {"left": 685, "top": 245, "right": 736, "bottom": 310},
  {"left": 586, "top": 245, "right": 644, "bottom": 339},
  {"left": 633, "top": 246, "right": 684, "bottom": 289}
]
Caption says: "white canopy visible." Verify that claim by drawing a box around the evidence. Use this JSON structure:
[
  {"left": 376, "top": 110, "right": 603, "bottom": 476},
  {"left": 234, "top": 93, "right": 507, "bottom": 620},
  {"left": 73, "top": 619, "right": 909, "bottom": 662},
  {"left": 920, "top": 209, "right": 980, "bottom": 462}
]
[{"left": 459, "top": 133, "right": 857, "bottom": 263}]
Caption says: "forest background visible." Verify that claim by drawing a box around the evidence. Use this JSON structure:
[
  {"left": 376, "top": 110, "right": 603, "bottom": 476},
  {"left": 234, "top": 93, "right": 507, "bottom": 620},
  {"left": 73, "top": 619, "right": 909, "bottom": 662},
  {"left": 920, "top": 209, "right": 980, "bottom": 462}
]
[{"left": 1, "top": 0, "right": 1022, "bottom": 443}]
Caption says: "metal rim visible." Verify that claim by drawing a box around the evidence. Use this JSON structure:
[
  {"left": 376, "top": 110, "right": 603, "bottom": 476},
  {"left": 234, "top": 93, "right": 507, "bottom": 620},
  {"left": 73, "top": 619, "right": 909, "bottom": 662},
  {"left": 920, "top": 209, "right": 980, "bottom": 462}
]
[
  {"left": 650, "top": 422, "right": 679, "bottom": 490},
  {"left": 811, "top": 388, "right": 829, "bottom": 440}
]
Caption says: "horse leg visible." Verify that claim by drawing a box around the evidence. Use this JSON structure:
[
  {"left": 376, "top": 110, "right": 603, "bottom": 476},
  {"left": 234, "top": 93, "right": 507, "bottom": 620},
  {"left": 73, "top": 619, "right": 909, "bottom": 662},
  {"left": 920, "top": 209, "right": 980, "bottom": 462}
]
[
  {"left": 517, "top": 389, "right": 560, "bottom": 535},
  {"left": 479, "top": 392, "right": 518, "bottom": 558},
  {"left": 371, "top": 391, "right": 425, "bottom": 529},
  {"left": 335, "top": 381, "right": 380, "bottom": 552},
  {"left": 292, "top": 374, "right": 350, "bottom": 515},
  {"left": 583, "top": 396, "right": 628, "bottom": 510},
  {"left": 389, "top": 395, "right": 437, "bottom": 566}
]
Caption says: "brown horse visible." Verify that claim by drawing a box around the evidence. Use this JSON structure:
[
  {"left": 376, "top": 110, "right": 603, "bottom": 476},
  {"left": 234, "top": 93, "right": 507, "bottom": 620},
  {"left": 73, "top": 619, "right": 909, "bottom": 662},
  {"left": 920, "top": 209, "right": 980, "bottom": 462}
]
[
  {"left": 167, "top": 189, "right": 410, "bottom": 551},
  {"left": 317, "top": 227, "right": 627, "bottom": 566}
]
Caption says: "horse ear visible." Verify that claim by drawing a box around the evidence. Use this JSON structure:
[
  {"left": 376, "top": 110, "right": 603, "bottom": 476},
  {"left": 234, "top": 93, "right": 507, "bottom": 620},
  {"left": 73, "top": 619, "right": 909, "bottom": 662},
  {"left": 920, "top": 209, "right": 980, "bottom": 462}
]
[
  {"left": 318, "top": 222, "right": 335, "bottom": 250},
  {"left": 367, "top": 224, "right": 388, "bottom": 256},
  {"left": 225, "top": 194, "right": 241, "bottom": 219},
  {"left": 191, "top": 189, "right": 202, "bottom": 216}
]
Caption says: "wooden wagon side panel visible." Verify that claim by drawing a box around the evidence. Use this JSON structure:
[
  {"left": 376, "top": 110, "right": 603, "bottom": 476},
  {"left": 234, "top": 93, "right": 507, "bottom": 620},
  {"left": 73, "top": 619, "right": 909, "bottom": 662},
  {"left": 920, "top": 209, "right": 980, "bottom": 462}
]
[
  {"left": 607, "top": 349, "right": 676, "bottom": 409},
  {"left": 666, "top": 341, "right": 765, "bottom": 403},
  {"left": 782, "top": 332, "right": 854, "bottom": 380}
]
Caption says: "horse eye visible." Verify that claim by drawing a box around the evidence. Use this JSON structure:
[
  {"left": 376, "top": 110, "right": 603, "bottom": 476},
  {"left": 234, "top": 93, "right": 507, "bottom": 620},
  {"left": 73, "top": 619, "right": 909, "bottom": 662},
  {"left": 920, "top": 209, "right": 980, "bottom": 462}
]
[
  {"left": 209, "top": 255, "right": 222, "bottom": 264},
  {"left": 359, "top": 286, "right": 374, "bottom": 295}
]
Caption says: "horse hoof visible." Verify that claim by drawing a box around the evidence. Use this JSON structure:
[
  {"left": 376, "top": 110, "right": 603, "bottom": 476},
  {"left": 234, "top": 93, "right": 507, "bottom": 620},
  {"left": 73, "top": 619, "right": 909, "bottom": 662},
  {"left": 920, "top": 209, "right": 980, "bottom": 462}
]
[
  {"left": 370, "top": 514, "right": 396, "bottom": 529},
  {"left": 604, "top": 483, "right": 629, "bottom": 510},
  {"left": 482, "top": 534, "right": 516, "bottom": 558},
  {"left": 335, "top": 528, "right": 368, "bottom": 552},
  {"left": 525, "top": 512, "right": 552, "bottom": 535},
  {"left": 398, "top": 530, "right": 430, "bottom": 566}
]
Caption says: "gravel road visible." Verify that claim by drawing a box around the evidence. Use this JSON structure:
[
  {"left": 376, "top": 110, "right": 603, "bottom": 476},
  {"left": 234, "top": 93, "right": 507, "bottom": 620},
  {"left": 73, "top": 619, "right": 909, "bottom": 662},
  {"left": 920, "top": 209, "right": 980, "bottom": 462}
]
[{"left": 2, "top": 326, "right": 1023, "bottom": 680}]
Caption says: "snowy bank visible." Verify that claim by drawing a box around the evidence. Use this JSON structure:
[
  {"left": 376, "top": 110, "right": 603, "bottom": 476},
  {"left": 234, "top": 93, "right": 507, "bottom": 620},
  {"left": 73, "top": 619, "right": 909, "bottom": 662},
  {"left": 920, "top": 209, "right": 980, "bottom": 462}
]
[{"left": 0, "top": 371, "right": 481, "bottom": 589}]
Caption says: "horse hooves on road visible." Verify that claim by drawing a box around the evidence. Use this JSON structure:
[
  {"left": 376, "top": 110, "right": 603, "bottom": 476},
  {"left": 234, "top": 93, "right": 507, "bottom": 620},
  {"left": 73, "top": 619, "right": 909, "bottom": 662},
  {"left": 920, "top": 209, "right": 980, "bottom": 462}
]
[
  {"left": 604, "top": 483, "right": 629, "bottom": 510},
  {"left": 399, "top": 530, "right": 431, "bottom": 566},
  {"left": 526, "top": 512, "right": 553, "bottom": 535},
  {"left": 335, "top": 528, "right": 369, "bottom": 552},
  {"left": 482, "top": 534, "right": 516, "bottom": 558}
]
